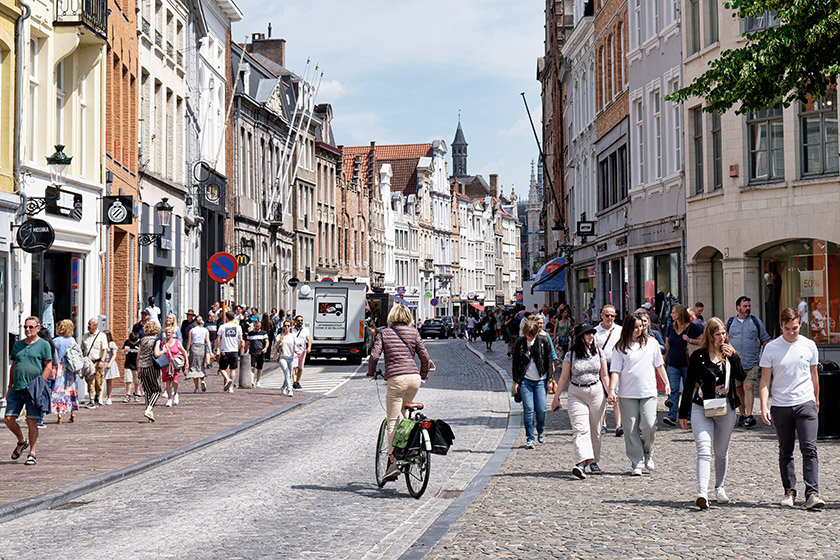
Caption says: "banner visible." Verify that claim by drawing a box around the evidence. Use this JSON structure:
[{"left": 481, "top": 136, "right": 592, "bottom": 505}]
[{"left": 532, "top": 256, "right": 566, "bottom": 292}]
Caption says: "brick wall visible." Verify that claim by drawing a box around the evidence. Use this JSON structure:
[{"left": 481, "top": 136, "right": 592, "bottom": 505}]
[
  {"left": 105, "top": 0, "right": 139, "bottom": 353},
  {"left": 594, "top": 0, "right": 628, "bottom": 137}
]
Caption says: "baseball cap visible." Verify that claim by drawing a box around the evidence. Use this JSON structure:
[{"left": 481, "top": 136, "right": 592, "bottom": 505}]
[{"left": 642, "top": 302, "right": 652, "bottom": 309}]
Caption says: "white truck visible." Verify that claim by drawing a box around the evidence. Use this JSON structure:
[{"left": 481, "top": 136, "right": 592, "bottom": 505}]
[{"left": 294, "top": 281, "right": 371, "bottom": 364}]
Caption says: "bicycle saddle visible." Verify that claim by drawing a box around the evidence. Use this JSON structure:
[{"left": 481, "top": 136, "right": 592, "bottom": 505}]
[{"left": 403, "top": 402, "right": 424, "bottom": 411}]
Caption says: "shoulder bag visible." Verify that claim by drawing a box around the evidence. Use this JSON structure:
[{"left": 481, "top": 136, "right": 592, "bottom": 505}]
[
  {"left": 167, "top": 342, "right": 186, "bottom": 371},
  {"left": 702, "top": 357, "right": 730, "bottom": 418},
  {"left": 80, "top": 332, "right": 101, "bottom": 380},
  {"left": 153, "top": 340, "right": 171, "bottom": 369}
]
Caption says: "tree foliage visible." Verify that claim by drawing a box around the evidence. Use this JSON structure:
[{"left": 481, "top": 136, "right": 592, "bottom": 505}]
[{"left": 666, "top": 0, "right": 840, "bottom": 114}]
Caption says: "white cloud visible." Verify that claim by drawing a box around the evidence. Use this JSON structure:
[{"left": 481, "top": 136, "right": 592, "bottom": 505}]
[
  {"left": 317, "top": 79, "right": 347, "bottom": 102},
  {"left": 499, "top": 115, "right": 535, "bottom": 137}
]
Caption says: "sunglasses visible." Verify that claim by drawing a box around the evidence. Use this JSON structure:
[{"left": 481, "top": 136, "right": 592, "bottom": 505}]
[
  {"left": 603, "top": 314, "right": 616, "bottom": 318},
  {"left": 24, "top": 325, "right": 38, "bottom": 330}
]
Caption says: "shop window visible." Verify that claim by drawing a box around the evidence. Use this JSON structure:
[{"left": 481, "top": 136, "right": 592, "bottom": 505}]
[
  {"left": 637, "top": 251, "right": 680, "bottom": 308},
  {"left": 747, "top": 107, "right": 784, "bottom": 183},
  {"left": 799, "top": 89, "right": 839, "bottom": 177},
  {"left": 760, "top": 239, "right": 840, "bottom": 344}
]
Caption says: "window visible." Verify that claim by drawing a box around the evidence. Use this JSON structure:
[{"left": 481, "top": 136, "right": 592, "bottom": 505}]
[
  {"left": 631, "top": 0, "right": 641, "bottom": 48},
  {"left": 635, "top": 99, "right": 644, "bottom": 185},
  {"left": 650, "top": 0, "right": 660, "bottom": 37},
  {"left": 692, "top": 108, "right": 704, "bottom": 194},
  {"left": 712, "top": 111, "right": 722, "bottom": 190},
  {"left": 598, "top": 145, "right": 628, "bottom": 209},
  {"left": 670, "top": 80, "right": 681, "bottom": 173},
  {"left": 79, "top": 73, "right": 87, "bottom": 177},
  {"left": 799, "top": 90, "right": 839, "bottom": 176},
  {"left": 27, "top": 38, "right": 40, "bottom": 160},
  {"left": 55, "top": 60, "right": 65, "bottom": 144},
  {"left": 748, "top": 107, "right": 784, "bottom": 182},
  {"left": 688, "top": 0, "right": 700, "bottom": 54},
  {"left": 652, "top": 90, "right": 662, "bottom": 179},
  {"left": 707, "top": 0, "right": 719, "bottom": 44},
  {"left": 744, "top": 10, "right": 779, "bottom": 33}
]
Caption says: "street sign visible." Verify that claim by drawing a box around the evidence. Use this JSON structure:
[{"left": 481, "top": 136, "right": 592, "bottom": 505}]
[
  {"left": 235, "top": 253, "right": 251, "bottom": 266},
  {"left": 103, "top": 196, "right": 134, "bottom": 225},
  {"left": 322, "top": 277, "right": 333, "bottom": 282},
  {"left": 430, "top": 298, "right": 439, "bottom": 307},
  {"left": 207, "top": 252, "right": 238, "bottom": 283},
  {"left": 16, "top": 219, "right": 54, "bottom": 254}
]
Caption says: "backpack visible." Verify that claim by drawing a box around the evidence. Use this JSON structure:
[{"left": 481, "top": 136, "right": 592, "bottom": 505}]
[
  {"left": 64, "top": 341, "right": 84, "bottom": 374},
  {"left": 726, "top": 315, "right": 761, "bottom": 336}
]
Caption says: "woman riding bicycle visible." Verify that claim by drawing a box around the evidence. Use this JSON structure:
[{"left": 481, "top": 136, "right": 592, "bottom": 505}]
[{"left": 367, "top": 303, "right": 431, "bottom": 482}]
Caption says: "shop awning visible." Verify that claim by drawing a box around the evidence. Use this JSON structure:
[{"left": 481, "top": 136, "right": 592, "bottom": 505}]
[
  {"left": 532, "top": 257, "right": 567, "bottom": 293},
  {"left": 470, "top": 303, "right": 485, "bottom": 311}
]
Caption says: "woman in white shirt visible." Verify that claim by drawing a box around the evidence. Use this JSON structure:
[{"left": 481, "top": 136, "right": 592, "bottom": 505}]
[
  {"left": 186, "top": 316, "right": 211, "bottom": 393},
  {"left": 608, "top": 312, "right": 670, "bottom": 476},
  {"left": 273, "top": 320, "right": 296, "bottom": 397}
]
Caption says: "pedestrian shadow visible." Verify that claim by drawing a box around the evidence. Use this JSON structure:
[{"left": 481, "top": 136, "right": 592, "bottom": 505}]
[
  {"left": 290, "top": 482, "right": 408, "bottom": 499},
  {"left": 492, "top": 470, "right": 567, "bottom": 480},
  {"left": 604, "top": 498, "right": 781, "bottom": 511}
]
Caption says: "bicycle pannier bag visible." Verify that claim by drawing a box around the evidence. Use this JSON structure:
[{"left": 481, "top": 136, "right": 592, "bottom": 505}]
[
  {"left": 392, "top": 419, "right": 423, "bottom": 460},
  {"left": 428, "top": 419, "right": 455, "bottom": 455}
]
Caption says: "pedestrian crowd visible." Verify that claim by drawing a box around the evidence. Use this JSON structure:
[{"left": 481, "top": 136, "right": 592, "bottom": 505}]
[
  {"left": 5, "top": 300, "right": 313, "bottom": 466},
  {"left": 485, "top": 297, "right": 825, "bottom": 510}
]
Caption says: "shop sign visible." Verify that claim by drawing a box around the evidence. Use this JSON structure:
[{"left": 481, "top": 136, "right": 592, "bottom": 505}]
[
  {"left": 45, "top": 186, "right": 83, "bottom": 221},
  {"left": 587, "top": 267, "right": 597, "bottom": 277},
  {"left": 103, "top": 196, "right": 134, "bottom": 225},
  {"left": 800, "top": 270, "right": 824, "bottom": 298},
  {"left": 159, "top": 237, "right": 173, "bottom": 251},
  {"left": 397, "top": 286, "right": 406, "bottom": 296},
  {"left": 236, "top": 253, "right": 251, "bottom": 266},
  {"left": 424, "top": 291, "right": 433, "bottom": 298},
  {"left": 16, "top": 219, "right": 55, "bottom": 254}
]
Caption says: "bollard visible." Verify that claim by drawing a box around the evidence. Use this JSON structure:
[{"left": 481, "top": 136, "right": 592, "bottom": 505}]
[{"left": 238, "top": 353, "right": 253, "bottom": 388}]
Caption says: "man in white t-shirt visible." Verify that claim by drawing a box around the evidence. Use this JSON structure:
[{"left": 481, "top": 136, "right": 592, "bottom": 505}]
[
  {"left": 214, "top": 310, "right": 244, "bottom": 393},
  {"left": 595, "top": 304, "right": 622, "bottom": 436},
  {"left": 292, "top": 315, "right": 312, "bottom": 390},
  {"left": 144, "top": 297, "right": 161, "bottom": 326},
  {"left": 759, "top": 306, "right": 824, "bottom": 509}
]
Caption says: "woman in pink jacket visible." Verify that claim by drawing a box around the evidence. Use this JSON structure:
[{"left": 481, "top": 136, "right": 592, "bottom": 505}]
[{"left": 367, "top": 303, "right": 431, "bottom": 482}]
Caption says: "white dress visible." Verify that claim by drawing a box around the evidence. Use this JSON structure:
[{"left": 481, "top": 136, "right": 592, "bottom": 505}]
[{"left": 104, "top": 343, "right": 121, "bottom": 380}]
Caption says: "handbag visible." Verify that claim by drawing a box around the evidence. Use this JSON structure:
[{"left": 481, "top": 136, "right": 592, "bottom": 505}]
[
  {"left": 165, "top": 342, "right": 185, "bottom": 371},
  {"left": 703, "top": 357, "right": 730, "bottom": 418},
  {"left": 547, "top": 379, "right": 558, "bottom": 394},
  {"left": 153, "top": 344, "right": 170, "bottom": 369}
]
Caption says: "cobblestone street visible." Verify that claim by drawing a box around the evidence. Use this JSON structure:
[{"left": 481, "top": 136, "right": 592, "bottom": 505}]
[
  {"left": 0, "top": 339, "right": 508, "bottom": 559},
  {"left": 428, "top": 340, "right": 840, "bottom": 559}
]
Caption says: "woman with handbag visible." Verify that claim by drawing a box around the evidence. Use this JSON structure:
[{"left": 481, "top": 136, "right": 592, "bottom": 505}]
[
  {"left": 663, "top": 304, "right": 704, "bottom": 426},
  {"left": 512, "top": 317, "right": 554, "bottom": 449},
  {"left": 137, "top": 321, "right": 163, "bottom": 422},
  {"left": 366, "top": 303, "right": 431, "bottom": 482},
  {"left": 679, "top": 317, "right": 746, "bottom": 509},
  {"left": 155, "top": 326, "right": 188, "bottom": 408},
  {"left": 51, "top": 319, "right": 79, "bottom": 424},
  {"left": 551, "top": 323, "right": 610, "bottom": 478}
]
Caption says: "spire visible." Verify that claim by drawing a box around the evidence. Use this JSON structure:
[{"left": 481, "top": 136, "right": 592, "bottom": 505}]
[
  {"left": 528, "top": 159, "right": 539, "bottom": 204},
  {"left": 452, "top": 114, "right": 468, "bottom": 178}
]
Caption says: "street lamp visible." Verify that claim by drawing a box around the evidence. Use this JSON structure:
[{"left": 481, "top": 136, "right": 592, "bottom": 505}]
[
  {"left": 138, "top": 197, "right": 174, "bottom": 246},
  {"left": 26, "top": 145, "right": 73, "bottom": 216},
  {"left": 552, "top": 219, "right": 574, "bottom": 261}
]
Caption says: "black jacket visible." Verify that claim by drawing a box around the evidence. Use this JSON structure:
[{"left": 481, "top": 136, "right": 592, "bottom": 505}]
[
  {"left": 25, "top": 375, "right": 52, "bottom": 415},
  {"left": 512, "top": 335, "right": 553, "bottom": 384},
  {"left": 678, "top": 349, "right": 746, "bottom": 419}
]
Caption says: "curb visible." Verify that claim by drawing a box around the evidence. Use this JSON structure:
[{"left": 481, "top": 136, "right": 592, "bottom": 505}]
[
  {"left": 0, "top": 393, "right": 324, "bottom": 524},
  {"left": 399, "top": 343, "right": 522, "bottom": 560}
]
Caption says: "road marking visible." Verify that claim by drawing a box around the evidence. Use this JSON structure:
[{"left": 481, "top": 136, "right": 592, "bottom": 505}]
[{"left": 259, "top": 360, "right": 365, "bottom": 395}]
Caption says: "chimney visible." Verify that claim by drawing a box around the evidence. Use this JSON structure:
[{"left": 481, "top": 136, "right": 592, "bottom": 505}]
[
  {"left": 247, "top": 36, "right": 286, "bottom": 67},
  {"left": 489, "top": 174, "right": 499, "bottom": 198}
]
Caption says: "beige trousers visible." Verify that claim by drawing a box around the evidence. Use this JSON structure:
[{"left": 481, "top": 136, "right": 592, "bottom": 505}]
[
  {"left": 386, "top": 373, "right": 422, "bottom": 450},
  {"left": 567, "top": 382, "right": 607, "bottom": 465}
]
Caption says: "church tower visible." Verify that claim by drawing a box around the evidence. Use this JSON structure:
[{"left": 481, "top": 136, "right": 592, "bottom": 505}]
[{"left": 452, "top": 117, "right": 468, "bottom": 178}]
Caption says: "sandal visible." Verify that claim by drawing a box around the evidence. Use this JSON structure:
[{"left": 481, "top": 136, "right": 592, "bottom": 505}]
[
  {"left": 11, "top": 440, "right": 28, "bottom": 460},
  {"left": 24, "top": 454, "right": 36, "bottom": 466}
]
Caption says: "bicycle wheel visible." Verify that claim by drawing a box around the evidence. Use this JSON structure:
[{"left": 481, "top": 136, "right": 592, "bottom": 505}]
[
  {"left": 374, "top": 418, "right": 390, "bottom": 487},
  {"left": 405, "top": 449, "right": 431, "bottom": 499}
]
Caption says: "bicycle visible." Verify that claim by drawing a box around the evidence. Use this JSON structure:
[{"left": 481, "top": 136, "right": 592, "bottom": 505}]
[{"left": 372, "top": 370, "right": 432, "bottom": 499}]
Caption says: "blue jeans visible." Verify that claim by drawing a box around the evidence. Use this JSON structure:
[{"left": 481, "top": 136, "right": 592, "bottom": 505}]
[
  {"left": 667, "top": 365, "right": 689, "bottom": 419},
  {"left": 520, "top": 378, "right": 547, "bottom": 442},
  {"left": 278, "top": 357, "right": 294, "bottom": 392}
]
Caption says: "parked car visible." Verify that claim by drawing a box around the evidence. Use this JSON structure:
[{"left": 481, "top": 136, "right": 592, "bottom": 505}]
[
  {"left": 419, "top": 319, "right": 447, "bottom": 339},
  {"left": 439, "top": 316, "right": 459, "bottom": 338}
]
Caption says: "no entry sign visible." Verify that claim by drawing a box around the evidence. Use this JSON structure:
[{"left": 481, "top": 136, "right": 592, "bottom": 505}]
[{"left": 207, "top": 252, "right": 238, "bottom": 283}]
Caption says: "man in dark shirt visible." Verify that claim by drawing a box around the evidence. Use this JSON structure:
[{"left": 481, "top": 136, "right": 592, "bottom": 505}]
[
  {"left": 132, "top": 309, "right": 150, "bottom": 337},
  {"left": 180, "top": 310, "right": 196, "bottom": 341},
  {"left": 247, "top": 325, "right": 269, "bottom": 388}
]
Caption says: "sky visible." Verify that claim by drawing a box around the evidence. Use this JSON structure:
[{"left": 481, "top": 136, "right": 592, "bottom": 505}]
[{"left": 231, "top": 0, "right": 545, "bottom": 201}]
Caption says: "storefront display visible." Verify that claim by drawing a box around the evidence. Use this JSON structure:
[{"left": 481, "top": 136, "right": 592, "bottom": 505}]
[
  {"left": 760, "top": 239, "right": 840, "bottom": 345},
  {"left": 637, "top": 251, "right": 680, "bottom": 311}
]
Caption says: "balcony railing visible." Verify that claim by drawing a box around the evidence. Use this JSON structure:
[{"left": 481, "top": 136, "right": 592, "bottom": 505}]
[
  {"left": 155, "top": 31, "right": 162, "bottom": 48},
  {"left": 166, "top": 41, "right": 173, "bottom": 58},
  {"left": 54, "top": 0, "right": 108, "bottom": 41},
  {"left": 141, "top": 17, "right": 150, "bottom": 35}
]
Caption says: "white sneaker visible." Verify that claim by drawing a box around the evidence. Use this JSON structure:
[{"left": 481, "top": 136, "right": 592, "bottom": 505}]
[
  {"left": 165, "top": 398, "right": 173, "bottom": 407},
  {"left": 695, "top": 493, "right": 709, "bottom": 509},
  {"left": 173, "top": 393, "right": 179, "bottom": 405},
  {"left": 255, "top": 381, "right": 261, "bottom": 388},
  {"left": 805, "top": 494, "right": 825, "bottom": 509},
  {"left": 228, "top": 386, "right": 234, "bottom": 393},
  {"left": 644, "top": 456, "right": 655, "bottom": 472},
  {"left": 780, "top": 491, "right": 795, "bottom": 507},
  {"left": 105, "top": 398, "right": 112, "bottom": 405},
  {"left": 631, "top": 466, "right": 643, "bottom": 476},
  {"left": 288, "top": 391, "right": 293, "bottom": 397},
  {"left": 200, "top": 380, "right": 207, "bottom": 392},
  {"left": 715, "top": 487, "right": 730, "bottom": 503}
]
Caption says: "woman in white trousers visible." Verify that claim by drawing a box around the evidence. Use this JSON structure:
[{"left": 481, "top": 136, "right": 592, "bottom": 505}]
[{"left": 552, "top": 323, "right": 610, "bottom": 479}]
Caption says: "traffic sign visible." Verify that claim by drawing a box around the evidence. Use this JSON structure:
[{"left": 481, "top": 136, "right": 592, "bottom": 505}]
[
  {"left": 207, "top": 252, "right": 238, "bottom": 283},
  {"left": 424, "top": 291, "right": 433, "bottom": 298},
  {"left": 430, "top": 298, "right": 439, "bottom": 307},
  {"left": 235, "top": 253, "right": 251, "bottom": 266}
]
